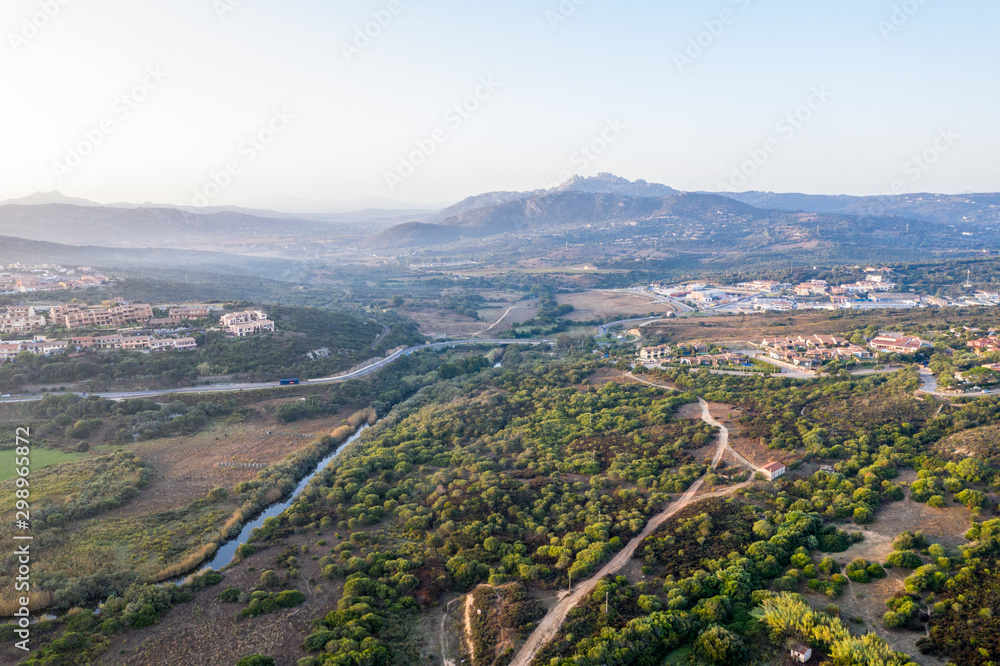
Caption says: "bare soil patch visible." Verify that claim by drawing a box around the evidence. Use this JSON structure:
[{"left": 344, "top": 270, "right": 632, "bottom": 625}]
[
  {"left": 802, "top": 483, "right": 972, "bottom": 665},
  {"left": 558, "top": 290, "right": 676, "bottom": 322},
  {"left": 581, "top": 368, "right": 648, "bottom": 387}
]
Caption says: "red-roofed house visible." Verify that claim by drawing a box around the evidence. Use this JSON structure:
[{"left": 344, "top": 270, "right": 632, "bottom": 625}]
[
  {"left": 760, "top": 461, "right": 786, "bottom": 481},
  {"left": 869, "top": 335, "right": 932, "bottom": 353}
]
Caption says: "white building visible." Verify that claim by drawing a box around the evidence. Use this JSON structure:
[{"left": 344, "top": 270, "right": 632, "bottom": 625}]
[
  {"left": 790, "top": 644, "right": 813, "bottom": 663},
  {"left": 760, "top": 462, "right": 786, "bottom": 481},
  {"left": 220, "top": 310, "right": 276, "bottom": 337}
]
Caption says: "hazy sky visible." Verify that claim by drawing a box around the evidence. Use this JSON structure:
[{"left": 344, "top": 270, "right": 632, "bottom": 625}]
[{"left": 3, "top": 0, "right": 998, "bottom": 207}]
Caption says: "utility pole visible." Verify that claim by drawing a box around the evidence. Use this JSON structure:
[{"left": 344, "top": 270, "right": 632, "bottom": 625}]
[
  {"left": 605, "top": 591, "right": 609, "bottom": 614},
  {"left": 568, "top": 570, "right": 572, "bottom": 594}
]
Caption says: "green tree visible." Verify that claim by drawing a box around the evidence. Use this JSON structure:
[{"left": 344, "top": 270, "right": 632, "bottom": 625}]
[
  {"left": 236, "top": 656, "right": 276, "bottom": 666},
  {"left": 694, "top": 625, "right": 748, "bottom": 665}
]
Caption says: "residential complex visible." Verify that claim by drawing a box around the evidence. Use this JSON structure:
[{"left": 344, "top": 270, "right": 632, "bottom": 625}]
[
  {"left": 168, "top": 307, "right": 213, "bottom": 321},
  {"left": 49, "top": 302, "right": 154, "bottom": 329},
  {"left": 638, "top": 343, "right": 750, "bottom": 367},
  {"left": 220, "top": 310, "right": 275, "bottom": 337},
  {"left": 0, "top": 306, "right": 47, "bottom": 335},
  {"left": 0, "top": 334, "right": 197, "bottom": 362},
  {"left": 638, "top": 330, "right": 925, "bottom": 373},
  {"left": 968, "top": 336, "right": 1000, "bottom": 355},
  {"left": 0, "top": 301, "right": 278, "bottom": 364}
]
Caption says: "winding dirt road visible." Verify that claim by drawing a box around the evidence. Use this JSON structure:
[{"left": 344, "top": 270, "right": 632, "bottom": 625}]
[{"left": 508, "top": 398, "right": 743, "bottom": 666}]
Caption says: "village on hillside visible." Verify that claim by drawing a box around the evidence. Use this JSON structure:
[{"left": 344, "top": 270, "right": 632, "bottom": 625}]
[{"left": 0, "top": 301, "right": 276, "bottom": 362}]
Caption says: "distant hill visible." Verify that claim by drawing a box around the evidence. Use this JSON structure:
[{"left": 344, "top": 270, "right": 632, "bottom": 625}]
[
  {"left": 374, "top": 191, "right": 769, "bottom": 249},
  {"left": 0, "top": 235, "right": 303, "bottom": 277},
  {"left": 0, "top": 203, "right": 327, "bottom": 248},
  {"left": 714, "top": 191, "right": 1000, "bottom": 226},
  {"left": 0, "top": 191, "right": 101, "bottom": 207},
  {"left": 7, "top": 176, "right": 1000, "bottom": 270},
  {"left": 366, "top": 221, "right": 466, "bottom": 249},
  {"left": 426, "top": 174, "right": 680, "bottom": 225},
  {"left": 104, "top": 202, "right": 434, "bottom": 226},
  {"left": 367, "top": 186, "right": 995, "bottom": 264},
  {"left": 426, "top": 190, "right": 543, "bottom": 224}
]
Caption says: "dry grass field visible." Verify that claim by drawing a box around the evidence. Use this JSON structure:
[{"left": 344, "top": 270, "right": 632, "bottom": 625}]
[
  {"left": 0, "top": 398, "right": 371, "bottom": 626},
  {"left": 558, "top": 289, "right": 677, "bottom": 321},
  {"left": 401, "top": 290, "right": 539, "bottom": 337},
  {"left": 101, "top": 409, "right": 357, "bottom": 518},
  {"left": 640, "top": 307, "right": 971, "bottom": 346}
]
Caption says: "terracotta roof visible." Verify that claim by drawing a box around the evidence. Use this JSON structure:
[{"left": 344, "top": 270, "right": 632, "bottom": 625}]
[{"left": 761, "top": 462, "right": 785, "bottom": 472}]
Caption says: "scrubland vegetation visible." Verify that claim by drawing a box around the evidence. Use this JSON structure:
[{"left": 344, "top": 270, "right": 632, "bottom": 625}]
[{"left": 13, "top": 335, "right": 1000, "bottom": 665}]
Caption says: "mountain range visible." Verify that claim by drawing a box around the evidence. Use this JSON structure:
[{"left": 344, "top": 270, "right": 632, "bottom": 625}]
[
  {"left": 2, "top": 176, "right": 999, "bottom": 266},
  {"left": 369, "top": 174, "right": 1000, "bottom": 255}
]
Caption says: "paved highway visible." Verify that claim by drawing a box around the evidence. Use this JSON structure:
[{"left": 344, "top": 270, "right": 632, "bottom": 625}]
[
  {"left": 618, "top": 286, "right": 695, "bottom": 313},
  {"left": 596, "top": 316, "right": 673, "bottom": 338},
  {"left": 0, "top": 338, "right": 547, "bottom": 404}
]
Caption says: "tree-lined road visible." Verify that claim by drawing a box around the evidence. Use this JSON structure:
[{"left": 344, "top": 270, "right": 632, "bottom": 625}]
[{"left": 0, "top": 338, "right": 547, "bottom": 404}]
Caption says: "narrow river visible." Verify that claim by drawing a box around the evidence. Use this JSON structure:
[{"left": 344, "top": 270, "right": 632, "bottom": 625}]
[
  {"left": 34, "top": 423, "right": 374, "bottom": 622},
  {"left": 204, "top": 423, "right": 371, "bottom": 571}
]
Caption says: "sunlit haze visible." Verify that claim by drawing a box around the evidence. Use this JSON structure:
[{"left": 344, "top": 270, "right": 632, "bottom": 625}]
[{"left": 4, "top": 0, "right": 999, "bottom": 206}]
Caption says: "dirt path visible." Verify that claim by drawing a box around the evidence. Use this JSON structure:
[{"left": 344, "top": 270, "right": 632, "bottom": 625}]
[
  {"left": 440, "top": 598, "right": 460, "bottom": 666},
  {"left": 508, "top": 398, "right": 742, "bottom": 666},
  {"left": 627, "top": 373, "right": 679, "bottom": 392},
  {"left": 477, "top": 305, "right": 519, "bottom": 336},
  {"left": 463, "top": 593, "right": 475, "bottom": 661},
  {"left": 629, "top": 375, "right": 757, "bottom": 472}
]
